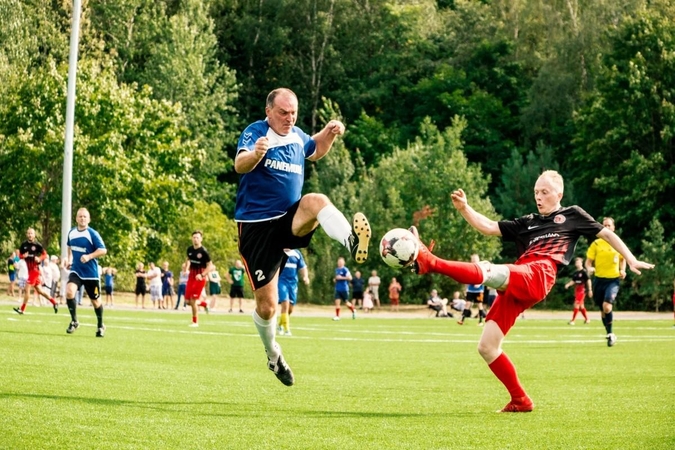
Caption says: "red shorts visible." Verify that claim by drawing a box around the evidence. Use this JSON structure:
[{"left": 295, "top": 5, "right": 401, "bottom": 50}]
[
  {"left": 574, "top": 286, "right": 586, "bottom": 304},
  {"left": 27, "top": 269, "right": 42, "bottom": 287},
  {"left": 390, "top": 297, "right": 399, "bottom": 306},
  {"left": 185, "top": 278, "right": 207, "bottom": 300},
  {"left": 485, "top": 258, "right": 557, "bottom": 335}
]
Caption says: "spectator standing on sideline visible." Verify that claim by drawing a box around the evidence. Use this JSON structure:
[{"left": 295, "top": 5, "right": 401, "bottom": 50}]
[
  {"left": 233, "top": 88, "right": 371, "bottom": 386},
  {"left": 174, "top": 262, "right": 189, "bottom": 309},
  {"left": 463, "top": 254, "right": 486, "bottom": 326},
  {"left": 62, "top": 208, "right": 108, "bottom": 337},
  {"left": 7, "top": 252, "right": 17, "bottom": 296},
  {"left": 208, "top": 265, "right": 222, "bottom": 310},
  {"left": 564, "top": 257, "right": 591, "bottom": 325},
  {"left": 13, "top": 228, "right": 58, "bottom": 315},
  {"left": 388, "top": 277, "right": 402, "bottom": 312},
  {"left": 585, "top": 217, "right": 626, "bottom": 346},
  {"left": 408, "top": 170, "right": 653, "bottom": 412},
  {"left": 135, "top": 262, "right": 147, "bottom": 308},
  {"left": 351, "top": 270, "right": 365, "bottom": 309},
  {"left": 161, "top": 262, "right": 174, "bottom": 310},
  {"left": 146, "top": 262, "right": 163, "bottom": 309},
  {"left": 49, "top": 255, "right": 61, "bottom": 303},
  {"left": 367, "top": 270, "right": 381, "bottom": 309},
  {"left": 103, "top": 267, "right": 117, "bottom": 307},
  {"left": 227, "top": 260, "right": 246, "bottom": 313},
  {"left": 277, "top": 249, "right": 309, "bottom": 335},
  {"left": 185, "top": 230, "right": 214, "bottom": 327},
  {"left": 333, "top": 257, "right": 355, "bottom": 321}
]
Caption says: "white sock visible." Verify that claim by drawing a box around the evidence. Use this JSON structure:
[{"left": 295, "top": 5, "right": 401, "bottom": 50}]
[
  {"left": 317, "top": 205, "right": 352, "bottom": 248},
  {"left": 253, "top": 310, "right": 280, "bottom": 359}
]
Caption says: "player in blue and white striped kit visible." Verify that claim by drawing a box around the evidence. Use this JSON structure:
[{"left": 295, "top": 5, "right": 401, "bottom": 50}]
[{"left": 63, "top": 208, "right": 108, "bottom": 337}]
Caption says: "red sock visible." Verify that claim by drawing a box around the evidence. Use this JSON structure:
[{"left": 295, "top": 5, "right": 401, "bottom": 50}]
[
  {"left": 192, "top": 316, "right": 197, "bottom": 324},
  {"left": 431, "top": 259, "right": 484, "bottom": 285},
  {"left": 571, "top": 308, "right": 579, "bottom": 321},
  {"left": 49, "top": 298, "right": 56, "bottom": 306},
  {"left": 20, "top": 303, "right": 27, "bottom": 312},
  {"left": 581, "top": 308, "right": 588, "bottom": 320},
  {"left": 488, "top": 352, "right": 526, "bottom": 399},
  {"left": 199, "top": 301, "right": 207, "bottom": 308},
  {"left": 335, "top": 308, "right": 340, "bottom": 317},
  {"left": 348, "top": 304, "right": 355, "bottom": 313}
]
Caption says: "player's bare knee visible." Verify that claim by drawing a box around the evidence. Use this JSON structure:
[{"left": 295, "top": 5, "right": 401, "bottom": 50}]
[{"left": 477, "top": 261, "right": 510, "bottom": 290}]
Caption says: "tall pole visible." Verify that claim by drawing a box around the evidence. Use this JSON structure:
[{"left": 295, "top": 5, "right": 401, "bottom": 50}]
[{"left": 60, "top": 0, "right": 82, "bottom": 289}]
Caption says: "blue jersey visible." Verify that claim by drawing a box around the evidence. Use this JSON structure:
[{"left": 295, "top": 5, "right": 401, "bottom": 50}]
[
  {"left": 104, "top": 273, "right": 114, "bottom": 288},
  {"left": 335, "top": 266, "right": 351, "bottom": 293},
  {"left": 279, "top": 249, "right": 306, "bottom": 286},
  {"left": 466, "top": 283, "right": 484, "bottom": 294},
  {"left": 234, "top": 120, "right": 316, "bottom": 222},
  {"left": 67, "top": 227, "right": 106, "bottom": 280}
]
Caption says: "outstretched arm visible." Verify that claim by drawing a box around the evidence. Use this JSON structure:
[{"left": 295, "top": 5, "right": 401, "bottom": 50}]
[
  {"left": 597, "top": 228, "right": 655, "bottom": 275},
  {"left": 451, "top": 189, "right": 501, "bottom": 236}
]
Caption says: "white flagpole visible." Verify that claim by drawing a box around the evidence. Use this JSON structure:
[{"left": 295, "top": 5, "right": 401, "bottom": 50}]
[{"left": 60, "top": 0, "right": 82, "bottom": 291}]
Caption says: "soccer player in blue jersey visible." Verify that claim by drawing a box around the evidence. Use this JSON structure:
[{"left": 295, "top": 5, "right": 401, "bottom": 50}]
[
  {"left": 234, "top": 88, "right": 371, "bottom": 386},
  {"left": 62, "top": 208, "right": 108, "bottom": 337},
  {"left": 277, "top": 249, "right": 309, "bottom": 336}
]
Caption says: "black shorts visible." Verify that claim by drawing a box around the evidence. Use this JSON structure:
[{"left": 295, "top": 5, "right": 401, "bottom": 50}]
[
  {"left": 105, "top": 285, "right": 113, "bottom": 295},
  {"left": 592, "top": 277, "right": 620, "bottom": 308},
  {"left": 352, "top": 291, "right": 364, "bottom": 301},
  {"left": 238, "top": 200, "right": 315, "bottom": 290},
  {"left": 135, "top": 285, "right": 146, "bottom": 296},
  {"left": 68, "top": 273, "right": 101, "bottom": 301},
  {"left": 466, "top": 292, "right": 484, "bottom": 302},
  {"left": 230, "top": 286, "right": 244, "bottom": 298}
]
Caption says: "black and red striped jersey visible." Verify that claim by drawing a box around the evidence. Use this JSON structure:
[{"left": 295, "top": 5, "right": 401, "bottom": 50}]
[
  {"left": 19, "top": 240, "right": 46, "bottom": 273},
  {"left": 498, "top": 206, "right": 603, "bottom": 268},
  {"left": 186, "top": 245, "right": 211, "bottom": 277}
]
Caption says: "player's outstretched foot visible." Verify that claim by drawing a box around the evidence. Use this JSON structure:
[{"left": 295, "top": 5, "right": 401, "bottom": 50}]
[
  {"left": 607, "top": 333, "right": 617, "bottom": 347},
  {"left": 53, "top": 302, "right": 58, "bottom": 314},
  {"left": 13, "top": 307, "right": 23, "bottom": 315},
  {"left": 268, "top": 352, "right": 295, "bottom": 386},
  {"left": 96, "top": 325, "right": 106, "bottom": 338},
  {"left": 66, "top": 321, "right": 79, "bottom": 334},
  {"left": 349, "top": 212, "right": 371, "bottom": 264},
  {"left": 498, "top": 395, "right": 534, "bottom": 413},
  {"left": 408, "top": 226, "right": 436, "bottom": 275}
]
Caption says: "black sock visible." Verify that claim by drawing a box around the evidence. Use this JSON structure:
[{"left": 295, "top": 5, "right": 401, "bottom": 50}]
[
  {"left": 67, "top": 298, "right": 77, "bottom": 322},
  {"left": 94, "top": 305, "right": 104, "bottom": 328},
  {"left": 605, "top": 311, "right": 613, "bottom": 334}
]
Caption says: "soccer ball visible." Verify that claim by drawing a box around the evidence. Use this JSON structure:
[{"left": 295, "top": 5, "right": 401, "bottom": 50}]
[{"left": 379, "top": 228, "right": 419, "bottom": 268}]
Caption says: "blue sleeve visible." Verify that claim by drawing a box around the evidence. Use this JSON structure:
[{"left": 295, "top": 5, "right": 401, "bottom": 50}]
[
  {"left": 297, "top": 253, "right": 306, "bottom": 270},
  {"left": 238, "top": 121, "right": 266, "bottom": 152},
  {"left": 91, "top": 229, "right": 106, "bottom": 250}
]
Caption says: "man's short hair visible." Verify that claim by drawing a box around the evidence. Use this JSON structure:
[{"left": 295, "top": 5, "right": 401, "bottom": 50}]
[
  {"left": 192, "top": 230, "right": 203, "bottom": 237},
  {"left": 266, "top": 88, "right": 297, "bottom": 109},
  {"left": 539, "top": 169, "right": 564, "bottom": 194}
]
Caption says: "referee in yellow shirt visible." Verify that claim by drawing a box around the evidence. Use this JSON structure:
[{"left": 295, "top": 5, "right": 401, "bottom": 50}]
[{"left": 585, "top": 217, "right": 626, "bottom": 347}]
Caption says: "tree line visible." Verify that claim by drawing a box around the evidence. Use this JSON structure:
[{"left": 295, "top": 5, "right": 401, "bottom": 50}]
[{"left": 0, "top": 0, "right": 673, "bottom": 310}]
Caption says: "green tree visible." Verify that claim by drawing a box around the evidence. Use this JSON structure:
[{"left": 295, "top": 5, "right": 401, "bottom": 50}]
[
  {"left": 632, "top": 219, "right": 675, "bottom": 312},
  {"left": 571, "top": 10, "right": 675, "bottom": 252}
]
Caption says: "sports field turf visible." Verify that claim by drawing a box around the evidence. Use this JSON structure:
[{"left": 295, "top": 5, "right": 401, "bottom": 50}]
[{"left": 1, "top": 306, "right": 673, "bottom": 449}]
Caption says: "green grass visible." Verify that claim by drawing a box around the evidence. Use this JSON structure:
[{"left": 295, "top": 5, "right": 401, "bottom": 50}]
[{"left": 1, "top": 307, "right": 674, "bottom": 449}]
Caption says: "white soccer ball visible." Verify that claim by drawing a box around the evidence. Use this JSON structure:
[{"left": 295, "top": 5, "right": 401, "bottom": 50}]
[{"left": 379, "top": 228, "right": 419, "bottom": 268}]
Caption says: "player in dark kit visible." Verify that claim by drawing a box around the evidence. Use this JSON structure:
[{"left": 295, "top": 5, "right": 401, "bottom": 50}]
[
  {"left": 63, "top": 208, "right": 108, "bottom": 337},
  {"left": 410, "top": 170, "right": 654, "bottom": 413},
  {"left": 13, "top": 228, "right": 58, "bottom": 315},
  {"left": 185, "top": 230, "right": 214, "bottom": 327},
  {"left": 565, "top": 257, "right": 591, "bottom": 325}
]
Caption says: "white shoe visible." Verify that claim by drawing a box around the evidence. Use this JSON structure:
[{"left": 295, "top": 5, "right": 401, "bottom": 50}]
[
  {"left": 189, "top": 323, "right": 199, "bottom": 327},
  {"left": 332, "top": 316, "right": 340, "bottom": 321},
  {"left": 568, "top": 321, "right": 575, "bottom": 325},
  {"left": 284, "top": 331, "right": 292, "bottom": 336},
  {"left": 607, "top": 333, "right": 617, "bottom": 347}
]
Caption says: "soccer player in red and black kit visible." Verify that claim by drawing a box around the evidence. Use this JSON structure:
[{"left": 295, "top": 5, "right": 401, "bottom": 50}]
[
  {"left": 410, "top": 170, "right": 654, "bottom": 413},
  {"left": 184, "top": 230, "right": 214, "bottom": 327},
  {"left": 564, "top": 257, "right": 591, "bottom": 325},
  {"left": 13, "top": 228, "right": 58, "bottom": 315}
]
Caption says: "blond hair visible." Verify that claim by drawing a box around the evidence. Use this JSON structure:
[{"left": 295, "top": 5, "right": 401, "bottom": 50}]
[{"left": 539, "top": 170, "right": 564, "bottom": 194}]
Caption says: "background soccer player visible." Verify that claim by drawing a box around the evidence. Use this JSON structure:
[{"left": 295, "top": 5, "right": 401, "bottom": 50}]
[
  {"left": 13, "top": 228, "right": 58, "bottom": 315},
  {"left": 564, "top": 257, "right": 591, "bottom": 325},
  {"left": 277, "top": 249, "right": 309, "bottom": 335},
  {"left": 184, "top": 230, "right": 214, "bottom": 327},
  {"left": 62, "top": 208, "right": 108, "bottom": 337}
]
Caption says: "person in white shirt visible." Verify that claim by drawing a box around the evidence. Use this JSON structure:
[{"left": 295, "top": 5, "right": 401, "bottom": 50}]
[
  {"left": 146, "top": 262, "right": 163, "bottom": 309},
  {"left": 367, "top": 270, "right": 381, "bottom": 309}
]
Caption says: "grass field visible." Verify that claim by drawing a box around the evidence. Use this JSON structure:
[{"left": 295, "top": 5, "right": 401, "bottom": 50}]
[{"left": 1, "top": 304, "right": 673, "bottom": 449}]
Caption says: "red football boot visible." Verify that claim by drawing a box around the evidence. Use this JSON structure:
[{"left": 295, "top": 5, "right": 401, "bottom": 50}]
[
  {"left": 408, "top": 226, "right": 436, "bottom": 275},
  {"left": 498, "top": 395, "right": 534, "bottom": 413}
]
